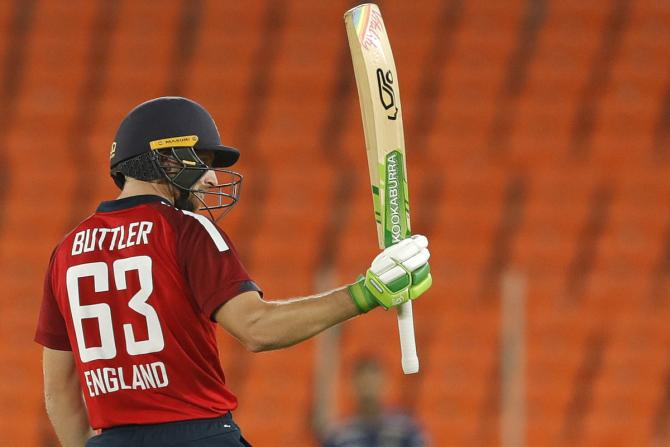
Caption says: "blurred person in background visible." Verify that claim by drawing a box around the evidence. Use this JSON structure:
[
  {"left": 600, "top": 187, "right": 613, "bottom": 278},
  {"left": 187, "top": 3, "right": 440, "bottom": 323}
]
[
  {"left": 34, "top": 96, "right": 432, "bottom": 447},
  {"left": 322, "top": 356, "right": 427, "bottom": 447}
]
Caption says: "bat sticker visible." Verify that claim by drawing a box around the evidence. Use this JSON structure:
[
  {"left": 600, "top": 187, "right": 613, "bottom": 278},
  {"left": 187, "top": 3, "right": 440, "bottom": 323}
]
[{"left": 376, "top": 68, "right": 399, "bottom": 120}]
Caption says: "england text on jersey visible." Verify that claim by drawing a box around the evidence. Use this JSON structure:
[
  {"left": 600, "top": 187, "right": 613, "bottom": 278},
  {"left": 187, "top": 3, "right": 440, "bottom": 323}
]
[
  {"left": 83, "top": 361, "right": 169, "bottom": 397},
  {"left": 72, "top": 221, "right": 154, "bottom": 255}
]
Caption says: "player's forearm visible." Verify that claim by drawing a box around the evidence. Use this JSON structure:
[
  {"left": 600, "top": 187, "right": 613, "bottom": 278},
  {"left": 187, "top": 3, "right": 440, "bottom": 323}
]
[
  {"left": 248, "top": 287, "right": 360, "bottom": 352},
  {"left": 45, "top": 381, "right": 94, "bottom": 447}
]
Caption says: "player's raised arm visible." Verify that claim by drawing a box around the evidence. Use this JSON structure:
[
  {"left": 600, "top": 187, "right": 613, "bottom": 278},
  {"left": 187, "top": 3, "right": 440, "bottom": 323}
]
[
  {"left": 214, "top": 289, "right": 356, "bottom": 352},
  {"left": 214, "top": 235, "right": 432, "bottom": 352}
]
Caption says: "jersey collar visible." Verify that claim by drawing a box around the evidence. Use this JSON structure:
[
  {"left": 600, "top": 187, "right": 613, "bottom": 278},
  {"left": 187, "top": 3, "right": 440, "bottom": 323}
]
[{"left": 97, "top": 195, "right": 171, "bottom": 212}]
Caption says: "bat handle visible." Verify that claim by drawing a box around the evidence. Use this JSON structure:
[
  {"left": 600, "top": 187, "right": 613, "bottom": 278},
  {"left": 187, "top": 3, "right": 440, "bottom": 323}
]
[{"left": 396, "top": 301, "right": 419, "bottom": 374}]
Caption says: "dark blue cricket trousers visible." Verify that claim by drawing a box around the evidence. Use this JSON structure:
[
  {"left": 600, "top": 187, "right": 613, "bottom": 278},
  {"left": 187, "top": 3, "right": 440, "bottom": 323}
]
[{"left": 85, "top": 413, "right": 252, "bottom": 447}]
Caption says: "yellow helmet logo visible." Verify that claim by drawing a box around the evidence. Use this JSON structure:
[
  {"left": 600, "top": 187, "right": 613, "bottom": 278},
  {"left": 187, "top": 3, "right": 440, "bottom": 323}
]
[
  {"left": 110, "top": 142, "right": 117, "bottom": 159},
  {"left": 149, "top": 135, "right": 199, "bottom": 150}
]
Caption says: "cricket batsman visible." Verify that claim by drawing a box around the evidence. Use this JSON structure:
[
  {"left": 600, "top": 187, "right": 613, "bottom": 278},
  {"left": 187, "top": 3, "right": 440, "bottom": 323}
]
[{"left": 35, "top": 97, "right": 432, "bottom": 447}]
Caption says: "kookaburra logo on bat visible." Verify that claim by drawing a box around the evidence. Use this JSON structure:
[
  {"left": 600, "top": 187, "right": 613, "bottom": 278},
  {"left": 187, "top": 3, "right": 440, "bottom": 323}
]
[{"left": 376, "top": 69, "right": 398, "bottom": 120}]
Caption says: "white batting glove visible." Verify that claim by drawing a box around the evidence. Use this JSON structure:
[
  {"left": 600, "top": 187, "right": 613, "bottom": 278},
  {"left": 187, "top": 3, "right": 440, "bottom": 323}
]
[{"left": 348, "top": 235, "right": 432, "bottom": 312}]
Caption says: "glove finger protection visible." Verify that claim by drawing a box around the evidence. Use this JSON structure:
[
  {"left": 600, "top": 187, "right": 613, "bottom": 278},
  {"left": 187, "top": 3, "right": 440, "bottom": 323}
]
[
  {"left": 377, "top": 248, "right": 430, "bottom": 284},
  {"left": 348, "top": 235, "right": 433, "bottom": 313},
  {"left": 370, "top": 235, "right": 428, "bottom": 274}
]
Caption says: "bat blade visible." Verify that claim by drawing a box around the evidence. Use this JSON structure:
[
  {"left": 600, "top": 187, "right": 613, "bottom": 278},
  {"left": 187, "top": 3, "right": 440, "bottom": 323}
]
[{"left": 344, "top": 3, "right": 419, "bottom": 374}]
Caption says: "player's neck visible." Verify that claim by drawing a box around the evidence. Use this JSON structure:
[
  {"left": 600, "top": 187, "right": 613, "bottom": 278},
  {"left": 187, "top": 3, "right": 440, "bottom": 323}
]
[{"left": 117, "top": 178, "right": 175, "bottom": 205}]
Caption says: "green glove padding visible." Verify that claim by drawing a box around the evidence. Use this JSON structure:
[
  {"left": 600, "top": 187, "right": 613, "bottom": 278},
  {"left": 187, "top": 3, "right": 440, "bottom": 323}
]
[{"left": 347, "top": 263, "right": 432, "bottom": 313}]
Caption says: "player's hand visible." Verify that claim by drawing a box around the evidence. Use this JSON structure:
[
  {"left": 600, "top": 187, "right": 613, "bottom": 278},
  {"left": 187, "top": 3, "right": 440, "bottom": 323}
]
[{"left": 347, "top": 235, "right": 432, "bottom": 313}]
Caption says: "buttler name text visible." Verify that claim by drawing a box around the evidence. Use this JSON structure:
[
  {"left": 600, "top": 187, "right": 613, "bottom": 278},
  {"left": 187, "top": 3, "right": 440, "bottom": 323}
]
[{"left": 72, "top": 221, "right": 153, "bottom": 255}]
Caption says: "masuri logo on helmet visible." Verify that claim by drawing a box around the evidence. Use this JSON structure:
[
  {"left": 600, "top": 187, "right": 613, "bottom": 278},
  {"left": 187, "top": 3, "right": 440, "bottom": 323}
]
[{"left": 149, "top": 135, "right": 199, "bottom": 150}]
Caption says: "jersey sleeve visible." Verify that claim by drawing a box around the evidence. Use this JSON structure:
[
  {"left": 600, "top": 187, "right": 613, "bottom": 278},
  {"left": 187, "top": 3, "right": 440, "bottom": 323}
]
[
  {"left": 34, "top": 249, "right": 71, "bottom": 350},
  {"left": 177, "top": 212, "right": 262, "bottom": 320}
]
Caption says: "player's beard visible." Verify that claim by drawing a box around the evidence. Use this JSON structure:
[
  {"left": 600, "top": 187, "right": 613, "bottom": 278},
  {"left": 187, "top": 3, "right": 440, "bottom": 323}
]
[
  {"left": 174, "top": 188, "right": 209, "bottom": 213},
  {"left": 173, "top": 189, "right": 197, "bottom": 212}
]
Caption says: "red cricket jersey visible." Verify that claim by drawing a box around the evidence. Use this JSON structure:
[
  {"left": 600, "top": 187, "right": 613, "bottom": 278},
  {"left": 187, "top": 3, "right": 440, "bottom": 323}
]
[{"left": 35, "top": 195, "right": 261, "bottom": 429}]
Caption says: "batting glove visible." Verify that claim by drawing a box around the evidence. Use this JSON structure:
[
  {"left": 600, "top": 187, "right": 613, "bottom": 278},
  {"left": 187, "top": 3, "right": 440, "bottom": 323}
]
[{"left": 348, "top": 235, "right": 432, "bottom": 313}]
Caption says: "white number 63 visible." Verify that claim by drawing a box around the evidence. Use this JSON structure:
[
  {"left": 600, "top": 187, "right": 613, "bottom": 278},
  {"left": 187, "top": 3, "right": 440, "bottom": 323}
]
[{"left": 66, "top": 255, "right": 164, "bottom": 363}]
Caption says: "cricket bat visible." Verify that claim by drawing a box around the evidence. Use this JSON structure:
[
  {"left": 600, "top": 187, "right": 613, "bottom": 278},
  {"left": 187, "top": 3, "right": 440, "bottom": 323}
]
[{"left": 344, "top": 3, "right": 419, "bottom": 374}]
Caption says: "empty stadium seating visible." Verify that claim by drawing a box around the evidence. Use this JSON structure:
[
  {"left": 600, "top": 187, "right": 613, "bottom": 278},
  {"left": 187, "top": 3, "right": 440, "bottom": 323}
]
[{"left": 0, "top": 0, "right": 668, "bottom": 445}]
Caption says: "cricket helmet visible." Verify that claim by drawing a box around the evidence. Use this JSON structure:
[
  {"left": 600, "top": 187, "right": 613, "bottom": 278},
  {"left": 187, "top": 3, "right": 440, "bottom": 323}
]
[{"left": 110, "top": 96, "right": 242, "bottom": 221}]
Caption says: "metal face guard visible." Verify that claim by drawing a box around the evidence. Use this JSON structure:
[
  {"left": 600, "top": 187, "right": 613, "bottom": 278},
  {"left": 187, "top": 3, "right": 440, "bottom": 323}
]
[{"left": 156, "top": 149, "right": 243, "bottom": 222}]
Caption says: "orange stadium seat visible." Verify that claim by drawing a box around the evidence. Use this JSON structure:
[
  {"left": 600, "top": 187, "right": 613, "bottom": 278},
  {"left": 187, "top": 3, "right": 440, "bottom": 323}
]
[{"left": 2, "top": 0, "right": 670, "bottom": 445}]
